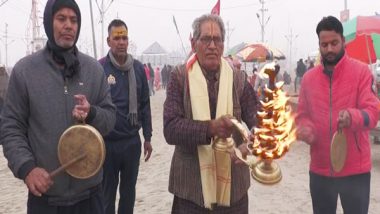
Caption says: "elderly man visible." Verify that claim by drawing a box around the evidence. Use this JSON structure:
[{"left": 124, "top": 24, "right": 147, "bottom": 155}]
[
  {"left": 163, "top": 14, "right": 258, "bottom": 213},
  {"left": 0, "top": 0, "right": 116, "bottom": 213}
]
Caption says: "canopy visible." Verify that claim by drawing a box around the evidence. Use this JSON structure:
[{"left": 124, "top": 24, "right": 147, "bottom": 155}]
[
  {"left": 343, "top": 15, "right": 380, "bottom": 64},
  {"left": 236, "top": 43, "right": 285, "bottom": 62}
]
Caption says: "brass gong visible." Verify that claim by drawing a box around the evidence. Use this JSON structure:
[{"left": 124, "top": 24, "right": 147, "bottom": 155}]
[
  {"left": 55, "top": 124, "right": 105, "bottom": 179},
  {"left": 330, "top": 129, "right": 347, "bottom": 172}
]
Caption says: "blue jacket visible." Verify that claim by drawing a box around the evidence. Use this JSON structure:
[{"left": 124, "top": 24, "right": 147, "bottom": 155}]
[{"left": 99, "top": 55, "right": 152, "bottom": 142}]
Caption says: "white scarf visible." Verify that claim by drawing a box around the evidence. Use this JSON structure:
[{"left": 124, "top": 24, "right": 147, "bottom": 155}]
[{"left": 188, "top": 57, "right": 234, "bottom": 209}]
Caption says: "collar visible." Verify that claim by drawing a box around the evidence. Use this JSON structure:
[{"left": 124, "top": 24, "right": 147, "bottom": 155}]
[
  {"left": 202, "top": 69, "right": 220, "bottom": 82},
  {"left": 322, "top": 52, "right": 348, "bottom": 78}
]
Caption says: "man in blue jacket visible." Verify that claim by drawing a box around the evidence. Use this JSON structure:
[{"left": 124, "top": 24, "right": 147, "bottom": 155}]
[{"left": 99, "top": 19, "right": 153, "bottom": 214}]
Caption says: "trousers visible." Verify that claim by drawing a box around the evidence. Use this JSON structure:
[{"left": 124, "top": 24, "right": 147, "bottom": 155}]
[
  {"left": 27, "top": 186, "right": 104, "bottom": 214},
  {"left": 103, "top": 135, "right": 141, "bottom": 214},
  {"left": 309, "top": 171, "right": 370, "bottom": 214}
]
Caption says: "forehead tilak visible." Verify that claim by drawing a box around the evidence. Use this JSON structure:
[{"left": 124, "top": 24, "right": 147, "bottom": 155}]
[
  {"left": 111, "top": 26, "right": 128, "bottom": 38},
  {"left": 201, "top": 21, "right": 219, "bottom": 37}
]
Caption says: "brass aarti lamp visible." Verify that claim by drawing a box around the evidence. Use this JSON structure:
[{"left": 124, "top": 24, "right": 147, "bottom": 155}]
[{"left": 218, "top": 63, "right": 297, "bottom": 184}]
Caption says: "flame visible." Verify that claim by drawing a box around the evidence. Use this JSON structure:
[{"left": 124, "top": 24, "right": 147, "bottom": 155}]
[{"left": 250, "top": 81, "right": 297, "bottom": 159}]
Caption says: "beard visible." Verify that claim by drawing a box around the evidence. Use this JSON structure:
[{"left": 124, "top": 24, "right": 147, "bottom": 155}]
[{"left": 321, "top": 47, "right": 345, "bottom": 66}]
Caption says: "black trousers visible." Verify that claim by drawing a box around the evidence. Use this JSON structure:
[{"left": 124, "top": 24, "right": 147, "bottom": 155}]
[
  {"left": 171, "top": 194, "right": 248, "bottom": 214},
  {"left": 309, "top": 171, "right": 370, "bottom": 214},
  {"left": 27, "top": 187, "right": 104, "bottom": 214},
  {"left": 103, "top": 136, "right": 142, "bottom": 214}
]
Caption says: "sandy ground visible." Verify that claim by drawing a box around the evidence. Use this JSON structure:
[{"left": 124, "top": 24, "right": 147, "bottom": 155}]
[{"left": 1, "top": 88, "right": 380, "bottom": 214}]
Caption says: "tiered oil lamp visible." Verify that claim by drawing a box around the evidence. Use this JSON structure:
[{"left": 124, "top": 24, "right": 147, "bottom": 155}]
[{"left": 232, "top": 62, "right": 296, "bottom": 184}]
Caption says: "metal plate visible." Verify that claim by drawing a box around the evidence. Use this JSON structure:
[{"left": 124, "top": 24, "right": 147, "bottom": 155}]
[
  {"left": 330, "top": 131, "right": 347, "bottom": 172},
  {"left": 58, "top": 124, "right": 105, "bottom": 179}
]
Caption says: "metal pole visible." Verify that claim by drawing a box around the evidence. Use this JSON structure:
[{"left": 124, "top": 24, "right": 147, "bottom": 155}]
[
  {"left": 101, "top": 0, "right": 105, "bottom": 57},
  {"left": 261, "top": 0, "right": 264, "bottom": 42},
  {"left": 177, "top": 32, "right": 187, "bottom": 58},
  {"left": 96, "top": 0, "right": 114, "bottom": 57},
  {"left": 0, "top": 41, "right": 2, "bottom": 65},
  {"left": 285, "top": 28, "right": 298, "bottom": 92},
  {"left": 225, "top": 21, "right": 234, "bottom": 54},
  {"left": 89, "top": 0, "right": 98, "bottom": 59},
  {"left": 0, "top": 0, "right": 10, "bottom": 7},
  {"left": 101, "top": 1, "right": 105, "bottom": 57},
  {"left": 5, "top": 23, "right": 8, "bottom": 66},
  {"left": 257, "top": 0, "right": 269, "bottom": 43},
  {"left": 32, "top": 0, "right": 36, "bottom": 52}
]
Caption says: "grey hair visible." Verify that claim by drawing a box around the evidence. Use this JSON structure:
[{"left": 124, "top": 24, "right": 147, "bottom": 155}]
[{"left": 192, "top": 14, "right": 225, "bottom": 41}]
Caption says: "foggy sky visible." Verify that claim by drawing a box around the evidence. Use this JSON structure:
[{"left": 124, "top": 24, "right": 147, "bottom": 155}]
[{"left": 0, "top": 0, "right": 379, "bottom": 68}]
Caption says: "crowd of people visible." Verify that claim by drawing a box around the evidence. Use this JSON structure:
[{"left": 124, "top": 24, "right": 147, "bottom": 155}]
[
  {"left": 0, "top": 0, "right": 379, "bottom": 214},
  {"left": 143, "top": 63, "right": 174, "bottom": 95}
]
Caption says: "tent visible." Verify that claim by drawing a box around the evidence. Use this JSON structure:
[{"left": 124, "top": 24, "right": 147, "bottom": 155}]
[{"left": 141, "top": 42, "right": 168, "bottom": 65}]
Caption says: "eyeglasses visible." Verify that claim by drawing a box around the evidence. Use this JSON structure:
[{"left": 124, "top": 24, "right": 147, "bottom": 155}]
[{"left": 198, "top": 36, "right": 224, "bottom": 47}]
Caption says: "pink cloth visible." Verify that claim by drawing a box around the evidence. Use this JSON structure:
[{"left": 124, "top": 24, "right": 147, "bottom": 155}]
[
  {"left": 144, "top": 65, "right": 151, "bottom": 80},
  {"left": 154, "top": 67, "right": 160, "bottom": 90}
]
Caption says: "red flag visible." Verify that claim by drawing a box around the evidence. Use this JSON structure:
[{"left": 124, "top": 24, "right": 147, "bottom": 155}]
[{"left": 211, "top": 0, "right": 220, "bottom": 15}]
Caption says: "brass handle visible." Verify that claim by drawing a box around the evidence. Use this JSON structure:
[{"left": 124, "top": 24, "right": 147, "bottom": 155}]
[
  {"left": 233, "top": 147, "right": 262, "bottom": 167},
  {"left": 229, "top": 118, "right": 263, "bottom": 167}
]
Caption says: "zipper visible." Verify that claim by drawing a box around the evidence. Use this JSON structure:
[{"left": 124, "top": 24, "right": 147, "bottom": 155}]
[
  {"left": 329, "top": 75, "right": 333, "bottom": 176},
  {"left": 64, "top": 77, "right": 69, "bottom": 94},
  {"left": 64, "top": 76, "right": 73, "bottom": 191},
  {"left": 62, "top": 75, "right": 69, "bottom": 126}
]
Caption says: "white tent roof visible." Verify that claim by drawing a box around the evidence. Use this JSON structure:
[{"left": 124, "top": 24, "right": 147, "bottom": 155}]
[{"left": 142, "top": 42, "right": 167, "bottom": 55}]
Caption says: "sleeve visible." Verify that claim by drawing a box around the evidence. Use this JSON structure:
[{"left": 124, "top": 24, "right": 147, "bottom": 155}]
[
  {"left": 295, "top": 76, "right": 317, "bottom": 140},
  {"left": 347, "top": 66, "right": 380, "bottom": 131},
  {"left": 0, "top": 67, "right": 36, "bottom": 179},
  {"left": 163, "top": 66, "right": 210, "bottom": 148},
  {"left": 241, "top": 74, "right": 259, "bottom": 130},
  {"left": 86, "top": 63, "right": 116, "bottom": 136},
  {"left": 254, "top": 76, "right": 261, "bottom": 91},
  {"left": 139, "top": 64, "right": 152, "bottom": 142}
]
